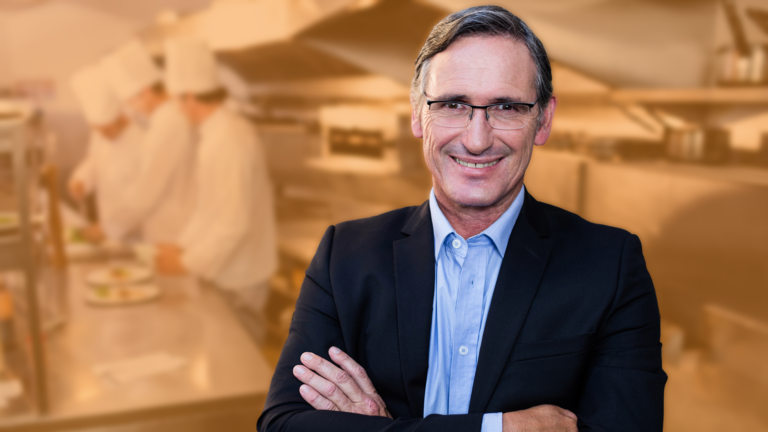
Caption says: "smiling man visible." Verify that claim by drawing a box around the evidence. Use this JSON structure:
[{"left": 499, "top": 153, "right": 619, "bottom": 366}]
[{"left": 258, "top": 6, "right": 666, "bottom": 432}]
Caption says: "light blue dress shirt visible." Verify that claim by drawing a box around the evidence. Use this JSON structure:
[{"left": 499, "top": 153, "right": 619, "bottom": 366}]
[{"left": 423, "top": 187, "right": 525, "bottom": 432}]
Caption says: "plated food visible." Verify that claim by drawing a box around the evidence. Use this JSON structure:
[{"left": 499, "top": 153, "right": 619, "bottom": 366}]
[
  {"left": 85, "top": 284, "right": 160, "bottom": 306},
  {"left": 86, "top": 264, "right": 153, "bottom": 286}
]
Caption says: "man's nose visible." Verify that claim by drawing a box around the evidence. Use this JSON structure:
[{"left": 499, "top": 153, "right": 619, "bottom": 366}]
[{"left": 463, "top": 108, "right": 494, "bottom": 155}]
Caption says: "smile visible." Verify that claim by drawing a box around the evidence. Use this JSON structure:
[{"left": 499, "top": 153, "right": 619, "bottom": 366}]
[{"left": 452, "top": 157, "right": 500, "bottom": 168}]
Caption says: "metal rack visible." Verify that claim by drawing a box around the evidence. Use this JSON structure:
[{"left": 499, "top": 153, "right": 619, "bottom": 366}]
[{"left": 0, "top": 115, "right": 48, "bottom": 415}]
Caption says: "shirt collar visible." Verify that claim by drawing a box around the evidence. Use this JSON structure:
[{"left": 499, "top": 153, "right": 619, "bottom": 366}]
[{"left": 429, "top": 185, "right": 526, "bottom": 259}]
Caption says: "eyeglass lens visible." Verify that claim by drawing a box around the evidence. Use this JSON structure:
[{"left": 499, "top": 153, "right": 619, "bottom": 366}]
[{"left": 428, "top": 102, "right": 533, "bottom": 130}]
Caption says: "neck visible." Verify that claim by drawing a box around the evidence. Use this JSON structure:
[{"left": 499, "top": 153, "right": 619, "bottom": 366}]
[{"left": 434, "top": 182, "right": 523, "bottom": 239}]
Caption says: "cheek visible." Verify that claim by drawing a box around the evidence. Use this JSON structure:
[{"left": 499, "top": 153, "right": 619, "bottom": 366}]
[{"left": 423, "top": 123, "right": 457, "bottom": 157}]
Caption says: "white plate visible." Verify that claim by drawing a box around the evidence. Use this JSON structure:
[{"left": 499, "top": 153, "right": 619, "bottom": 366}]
[
  {"left": 85, "top": 284, "right": 160, "bottom": 306},
  {"left": 86, "top": 264, "right": 153, "bottom": 286}
]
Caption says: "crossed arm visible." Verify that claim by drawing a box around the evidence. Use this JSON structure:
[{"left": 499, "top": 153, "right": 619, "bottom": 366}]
[{"left": 292, "top": 346, "right": 578, "bottom": 432}]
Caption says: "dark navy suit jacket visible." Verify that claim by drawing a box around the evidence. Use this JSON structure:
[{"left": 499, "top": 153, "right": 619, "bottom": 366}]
[{"left": 258, "top": 190, "right": 667, "bottom": 432}]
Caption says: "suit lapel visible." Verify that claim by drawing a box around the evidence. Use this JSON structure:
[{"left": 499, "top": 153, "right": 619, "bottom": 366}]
[
  {"left": 468, "top": 190, "right": 552, "bottom": 413},
  {"left": 393, "top": 202, "right": 435, "bottom": 419}
]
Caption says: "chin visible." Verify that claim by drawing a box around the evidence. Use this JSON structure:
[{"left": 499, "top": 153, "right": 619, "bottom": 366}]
[{"left": 445, "top": 186, "right": 501, "bottom": 208}]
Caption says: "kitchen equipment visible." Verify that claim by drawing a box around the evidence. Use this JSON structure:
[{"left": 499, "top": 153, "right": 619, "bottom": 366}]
[{"left": 666, "top": 128, "right": 730, "bottom": 165}]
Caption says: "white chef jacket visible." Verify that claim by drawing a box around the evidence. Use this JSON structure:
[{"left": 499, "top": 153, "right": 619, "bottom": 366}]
[
  {"left": 110, "top": 101, "right": 196, "bottom": 243},
  {"left": 71, "top": 123, "right": 144, "bottom": 241},
  {"left": 179, "top": 106, "right": 277, "bottom": 291}
]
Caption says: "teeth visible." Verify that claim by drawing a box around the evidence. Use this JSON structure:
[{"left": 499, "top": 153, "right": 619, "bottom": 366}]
[{"left": 453, "top": 157, "right": 499, "bottom": 168}]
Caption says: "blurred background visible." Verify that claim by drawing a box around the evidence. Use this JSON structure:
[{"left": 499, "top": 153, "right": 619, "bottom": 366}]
[{"left": 0, "top": 0, "right": 766, "bottom": 431}]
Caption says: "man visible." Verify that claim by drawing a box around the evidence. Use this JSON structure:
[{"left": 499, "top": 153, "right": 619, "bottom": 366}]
[
  {"left": 68, "top": 65, "right": 144, "bottom": 243},
  {"left": 259, "top": 6, "right": 666, "bottom": 432},
  {"left": 100, "top": 41, "right": 196, "bottom": 244},
  {"left": 155, "top": 38, "right": 277, "bottom": 314}
]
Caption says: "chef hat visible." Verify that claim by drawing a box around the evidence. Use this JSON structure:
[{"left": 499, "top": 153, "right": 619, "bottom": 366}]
[
  {"left": 101, "top": 41, "right": 161, "bottom": 101},
  {"left": 164, "top": 38, "right": 220, "bottom": 96},
  {"left": 69, "top": 65, "right": 122, "bottom": 126}
]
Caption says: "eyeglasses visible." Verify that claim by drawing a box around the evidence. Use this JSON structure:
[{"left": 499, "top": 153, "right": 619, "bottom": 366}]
[{"left": 425, "top": 95, "right": 538, "bottom": 130}]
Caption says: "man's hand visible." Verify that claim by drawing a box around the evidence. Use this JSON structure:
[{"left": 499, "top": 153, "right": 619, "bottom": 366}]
[
  {"left": 83, "top": 224, "right": 104, "bottom": 244},
  {"left": 155, "top": 244, "right": 187, "bottom": 275},
  {"left": 503, "top": 405, "right": 577, "bottom": 432},
  {"left": 293, "top": 347, "right": 392, "bottom": 418}
]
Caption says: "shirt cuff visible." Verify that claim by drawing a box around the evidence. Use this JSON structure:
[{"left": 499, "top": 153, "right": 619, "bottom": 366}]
[{"left": 481, "top": 412, "right": 502, "bottom": 432}]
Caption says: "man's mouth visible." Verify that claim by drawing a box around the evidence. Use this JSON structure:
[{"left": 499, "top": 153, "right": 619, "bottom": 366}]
[{"left": 452, "top": 157, "right": 500, "bottom": 169}]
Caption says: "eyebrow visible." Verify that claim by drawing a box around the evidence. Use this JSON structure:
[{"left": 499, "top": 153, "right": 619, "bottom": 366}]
[{"left": 428, "top": 93, "right": 531, "bottom": 104}]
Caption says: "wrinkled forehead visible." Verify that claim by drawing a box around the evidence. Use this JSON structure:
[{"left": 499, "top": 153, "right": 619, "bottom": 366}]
[{"left": 424, "top": 35, "right": 537, "bottom": 103}]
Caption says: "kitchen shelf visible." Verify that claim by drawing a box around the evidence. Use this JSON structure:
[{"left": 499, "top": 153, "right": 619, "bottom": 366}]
[{"left": 611, "top": 87, "right": 768, "bottom": 106}]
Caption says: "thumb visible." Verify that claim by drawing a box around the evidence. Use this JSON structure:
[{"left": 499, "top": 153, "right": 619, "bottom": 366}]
[{"left": 561, "top": 409, "right": 578, "bottom": 421}]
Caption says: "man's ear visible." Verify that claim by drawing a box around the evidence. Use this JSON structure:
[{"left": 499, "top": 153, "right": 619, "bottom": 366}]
[
  {"left": 534, "top": 95, "right": 557, "bottom": 146},
  {"left": 411, "top": 102, "right": 424, "bottom": 139}
]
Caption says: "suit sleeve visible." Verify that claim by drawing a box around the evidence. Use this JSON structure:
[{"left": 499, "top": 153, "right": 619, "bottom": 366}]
[
  {"left": 257, "top": 226, "right": 484, "bottom": 432},
  {"left": 575, "top": 234, "right": 667, "bottom": 431}
]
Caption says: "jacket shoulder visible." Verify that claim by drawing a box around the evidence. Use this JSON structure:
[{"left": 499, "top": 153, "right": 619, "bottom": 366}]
[
  {"left": 536, "top": 200, "right": 633, "bottom": 245},
  {"left": 333, "top": 205, "right": 421, "bottom": 243}
]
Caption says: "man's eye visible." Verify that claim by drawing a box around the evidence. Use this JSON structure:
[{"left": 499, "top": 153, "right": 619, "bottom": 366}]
[
  {"left": 495, "top": 104, "right": 526, "bottom": 113},
  {"left": 446, "top": 103, "right": 461, "bottom": 109}
]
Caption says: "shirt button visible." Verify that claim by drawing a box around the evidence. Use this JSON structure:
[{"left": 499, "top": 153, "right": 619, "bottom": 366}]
[
  {"left": 459, "top": 346, "right": 469, "bottom": 355},
  {"left": 452, "top": 239, "right": 461, "bottom": 249}
]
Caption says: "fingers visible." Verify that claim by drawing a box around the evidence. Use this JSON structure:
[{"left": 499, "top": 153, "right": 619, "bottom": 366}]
[
  {"left": 298, "top": 384, "right": 339, "bottom": 412},
  {"left": 299, "top": 352, "right": 366, "bottom": 404},
  {"left": 294, "top": 350, "right": 390, "bottom": 418},
  {"left": 328, "top": 347, "right": 378, "bottom": 395},
  {"left": 294, "top": 363, "right": 356, "bottom": 413},
  {"left": 328, "top": 347, "right": 391, "bottom": 418}
]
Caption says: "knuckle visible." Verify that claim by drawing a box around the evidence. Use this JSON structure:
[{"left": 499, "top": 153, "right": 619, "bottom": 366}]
[
  {"left": 320, "top": 400, "right": 335, "bottom": 411},
  {"left": 334, "top": 370, "right": 349, "bottom": 383},
  {"left": 365, "top": 398, "right": 379, "bottom": 414},
  {"left": 324, "top": 382, "right": 337, "bottom": 396},
  {"left": 355, "top": 366, "right": 368, "bottom": 379}
]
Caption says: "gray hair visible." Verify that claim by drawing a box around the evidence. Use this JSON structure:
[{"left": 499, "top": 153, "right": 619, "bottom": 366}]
[{"left": 411, "top": 6, "right": 553, "bottom": 118}]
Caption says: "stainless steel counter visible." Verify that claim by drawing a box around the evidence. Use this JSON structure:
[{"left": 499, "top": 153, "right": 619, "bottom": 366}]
[{"left": 2, "top": 262, "right": 273, "bottom": 431}]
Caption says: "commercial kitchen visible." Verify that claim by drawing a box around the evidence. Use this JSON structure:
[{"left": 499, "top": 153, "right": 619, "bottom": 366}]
[{"left": 0, "top": 1, "right": 766, "bottom": 431}]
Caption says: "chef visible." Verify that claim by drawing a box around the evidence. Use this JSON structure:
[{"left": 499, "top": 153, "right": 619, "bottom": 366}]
[
  {"left": 100, "top": 41, "right": 196, "bottom": 244},
  {"left": 156, "top": 38, "right": 277, "bottom": 315},
  {"left": 68, "top": 65, "right": 144, "bottom": 243}
]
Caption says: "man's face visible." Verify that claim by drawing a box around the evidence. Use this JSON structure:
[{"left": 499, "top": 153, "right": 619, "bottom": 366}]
[{"left": 412, "top": 36, "right": 556, "bottom": 210}]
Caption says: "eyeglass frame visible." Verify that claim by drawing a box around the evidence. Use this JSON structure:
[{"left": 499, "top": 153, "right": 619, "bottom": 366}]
[{"left": 424, "top": 94, "right": 539, "bottom": 130}]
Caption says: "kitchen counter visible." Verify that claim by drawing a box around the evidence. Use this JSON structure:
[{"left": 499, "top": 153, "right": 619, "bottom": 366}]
[{"left": 1, "top": 262, "right": 273, "bottom": 432}]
